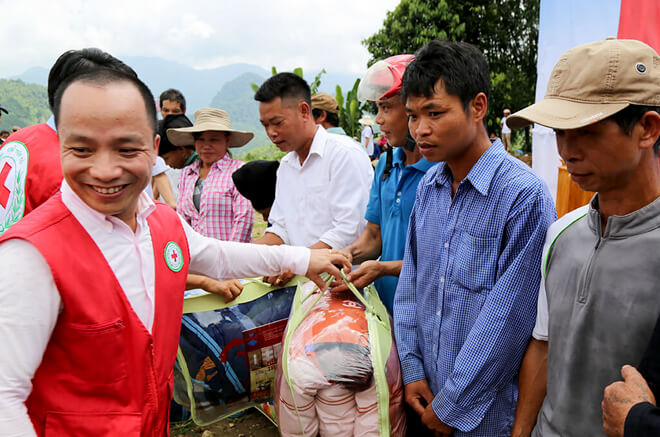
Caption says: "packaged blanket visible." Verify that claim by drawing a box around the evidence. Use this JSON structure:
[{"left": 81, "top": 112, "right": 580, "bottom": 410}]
[
  {"left": 173, "top": 277, "right": 307, "bottom": 426},
  {"left": 276, "top": 277, "right": 406, "bottom": 436}
]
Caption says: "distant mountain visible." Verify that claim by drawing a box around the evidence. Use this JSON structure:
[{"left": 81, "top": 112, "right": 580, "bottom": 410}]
[
  {"left": 12, "top": 67, "right": 49, "bottom": 87},
  {"left": 209, "top": 72, "right": 268, "bottom": 152},
  {"left": 4, "top": 57, "right": 362, "bottom": 146},
  {"left": 121, "top": 57, "right": 270, "bottom": 115}
]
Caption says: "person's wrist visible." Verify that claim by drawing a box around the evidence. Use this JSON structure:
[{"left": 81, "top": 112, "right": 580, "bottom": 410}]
[{"left": 510, "top": 421, "right": 534, "bottom": 437}]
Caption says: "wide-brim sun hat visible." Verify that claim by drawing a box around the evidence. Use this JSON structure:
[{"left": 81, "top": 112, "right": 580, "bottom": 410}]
[
  {"left": 167, "top": 107, "right": 254, "bottom": 148},
  {"left": 358, "top": 115, "right": 374, "bottom": 126},
  {"left": 507, "top": 38, "right": 660, "bottom": 130}
]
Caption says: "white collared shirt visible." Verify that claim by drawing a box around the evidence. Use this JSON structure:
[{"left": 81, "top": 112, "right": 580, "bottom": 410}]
[
  {"left": 267, "top": 126, "right": 374, "bottom": 248},
  {"left": 0, "top": 182, "right": 310, "bottom": 436}
]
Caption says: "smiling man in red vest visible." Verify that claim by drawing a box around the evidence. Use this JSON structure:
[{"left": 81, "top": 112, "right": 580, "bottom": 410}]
[{"left": 0, "top": 59, "right": 348, "bottom": 436}]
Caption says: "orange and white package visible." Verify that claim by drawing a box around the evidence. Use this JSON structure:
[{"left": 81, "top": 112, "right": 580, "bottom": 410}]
[{"left": 275, "top": 282, "right": 406, "bottom": 437}]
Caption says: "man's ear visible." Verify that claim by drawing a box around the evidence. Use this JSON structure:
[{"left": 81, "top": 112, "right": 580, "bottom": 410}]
[
  {"left": 469, "top": 92, "right": 488, "bottom": 123},
  {"left": 299, "top": 100, "right": 311, "bottom": 120},
  {"left": 638, "top": 110, "right": 660, "bottom": 151},
  {"left": 153, "top": 134, "right": 161, "bottom": 165}
]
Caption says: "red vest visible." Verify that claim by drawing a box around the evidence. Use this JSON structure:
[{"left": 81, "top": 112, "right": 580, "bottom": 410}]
[
  {"left": 0, "top": 123, "right": 62, "bottom": 215},
  {"left": 0, "top": 194, "right": 189, "bottom": 436}
]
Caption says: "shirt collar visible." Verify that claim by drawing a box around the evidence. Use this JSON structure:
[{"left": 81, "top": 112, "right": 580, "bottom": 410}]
[
  {"left": 60, "top": 179, "right": 156, "bottom": 234},
  {"left": 393, "top": 147, "right": 436, "bottom": 172},
  {"left": 282, "top": 125, "right": 325, "bottom": 168},
  {"left": 587, "top": 193, "right": 660, "bottom": 237},
  {"left": 430, "top": 139, "right": 506, "bottom": 196},
  {"left": 46, "top": 114, "right": 57, "bottom": 132},
  {"left": 182, "top": 153, "right": 231, "bottom": 176}
]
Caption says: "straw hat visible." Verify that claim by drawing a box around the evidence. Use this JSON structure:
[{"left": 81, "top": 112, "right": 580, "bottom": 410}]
[
  {"left": 358, "top": 115, "right": 374, "bottom": 126},
  {"left": 167, "top": 107, "right": 254, "bottom": 148}
]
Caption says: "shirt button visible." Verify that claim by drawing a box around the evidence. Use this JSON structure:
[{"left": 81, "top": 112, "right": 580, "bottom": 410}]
[
  {"left": 396, "top": 198, "right": 401, "bottom": 203},
  {"left": 440, "top": 276, "right": 445, "bottom": 283},
  {"left": 397, "top": 191, "right": 402, "bottom": 196},
  {"left": 444, "top": 242, "right": 449, "bottom": 248},
  {"left": 436, "top": 310, "right": 442, "bottom": 316}
]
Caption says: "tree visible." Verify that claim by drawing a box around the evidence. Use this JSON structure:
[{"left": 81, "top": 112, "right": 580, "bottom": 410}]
[
  {"left": 335, "top": 79, "right": 365, "bottom": 138},
  {"left": 363, "top": 0, "right": 540, "bottom": 151},
  {"left": 0, "top": 79, "right": 51, "bottom": 131}
]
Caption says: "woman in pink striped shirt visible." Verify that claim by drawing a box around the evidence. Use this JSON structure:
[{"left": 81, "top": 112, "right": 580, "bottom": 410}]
[{"left": 168, "top": 108, "right": 255, "bottom": 242}]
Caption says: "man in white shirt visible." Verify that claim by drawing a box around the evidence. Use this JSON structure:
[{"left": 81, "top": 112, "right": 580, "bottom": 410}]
[
  {"left": 359, "top": 115, "right": 375, "bottom": 157},
  {"left": 501, "top": 108, "right": 512, "bottom": 151},
  {"left": 254, "top": 72, "right": 373, "bottom": 286},
  {"left": 0, "top": 62, "right": 348, "bottom": 436}
]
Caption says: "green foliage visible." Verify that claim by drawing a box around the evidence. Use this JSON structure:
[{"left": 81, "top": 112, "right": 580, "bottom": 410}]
[
  {"left": 236, "top": 144, "right": 286, "bottom": 162},
  {"left": 363, "top": 0, "right": 540, "bottom": 152},
  {"left": 309, "top": 69, "right": 326, "bottom": 95},
  {"left": 0, "top": 79, "right": 51, "bottom": 130},
  {"left": 336, "top": 79, "right": 366, "bottom": 138}
]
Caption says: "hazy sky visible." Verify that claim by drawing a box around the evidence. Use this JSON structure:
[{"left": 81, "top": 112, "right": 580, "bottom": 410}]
[{"left": 0, "top": 0, "right": 400, "bottom": 77}]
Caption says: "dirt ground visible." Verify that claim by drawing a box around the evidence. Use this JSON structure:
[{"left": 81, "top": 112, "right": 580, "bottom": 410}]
[{"left": 170, "top": 409, "right": 279, "bottom": 437}]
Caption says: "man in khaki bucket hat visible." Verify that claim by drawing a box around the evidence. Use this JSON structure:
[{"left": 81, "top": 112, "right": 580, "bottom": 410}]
[{"left": 509, "top": 38, "right": 660, "bottom": 437}]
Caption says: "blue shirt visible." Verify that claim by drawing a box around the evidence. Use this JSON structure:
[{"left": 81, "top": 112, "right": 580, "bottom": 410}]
[
  {"left": 394, "top": 140, "right": 556, "bottom": 436},
  {"left": 364, "top": 147, "right": 435, "bottom": 313}
]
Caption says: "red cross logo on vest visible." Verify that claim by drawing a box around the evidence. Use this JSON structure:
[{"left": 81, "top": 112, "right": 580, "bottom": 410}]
[
  {"left": 0, "top": 141, "right": 29, "bottom": 235},
  {"left": 0, "top": 162, "right": 12, "bottom": 209},
  {"left": 164, "top": 241, "right": 184, "bottom": 272}
]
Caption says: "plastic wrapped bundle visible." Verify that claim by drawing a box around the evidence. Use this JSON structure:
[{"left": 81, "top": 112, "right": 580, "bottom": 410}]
[
  {"left": 276, "top": 279, "right": 406, "bottom": 437},
  {"left": 174, "top": 277, "right": 308, "bottom": 426}
]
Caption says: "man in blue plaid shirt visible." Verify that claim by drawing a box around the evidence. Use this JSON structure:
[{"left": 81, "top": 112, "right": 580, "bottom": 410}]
[{"left": 394, "top": 40, "right": 556, "bottom": 436}]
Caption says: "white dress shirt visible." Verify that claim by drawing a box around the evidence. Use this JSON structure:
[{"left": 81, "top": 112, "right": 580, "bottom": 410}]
[
  {"left": 0, "top": 181, "right": 310, "bottom": 436},
  {"left": 267, "top": 126, "right": 373, "bottom": 248}
]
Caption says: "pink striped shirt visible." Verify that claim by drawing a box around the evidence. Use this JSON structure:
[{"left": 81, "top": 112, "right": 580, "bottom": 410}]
[{"left": 177, "top": 154, "right": 253, "bottom": 242}]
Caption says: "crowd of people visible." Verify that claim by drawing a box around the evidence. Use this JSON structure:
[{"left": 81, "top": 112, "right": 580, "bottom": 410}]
[{"left": 0, "top": 36, "right": 659, "bottom": 437}]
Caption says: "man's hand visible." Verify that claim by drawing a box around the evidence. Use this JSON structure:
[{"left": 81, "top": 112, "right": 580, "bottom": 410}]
[
  {"left": 202, "top": 278, "right": 243, "bottom": 302},
  {"left": 263, "top": 271, "right": 295, "bottom": 288},
  {"left": 304, "top": 249, "right": 350, "bottom": 291},
  {"left": 421, "top": 404, "right": 454, "bottom": 436},
  {"left": 405, "top": 379, "right": 435, "bottom": 417},
  {"left": 602, "top": 365, "right": 656, "bottom": 437},
  {"left": 329, "top": 260, "right": 383, "bottom": 293}
]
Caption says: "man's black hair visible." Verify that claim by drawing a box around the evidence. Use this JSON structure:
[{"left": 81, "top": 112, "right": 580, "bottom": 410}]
[
  {"left": 312, "top": 108, "right": 340, "bottom": 127},
  {"left": 53, "top": 69, "right": 157, "bottom": 134},
  {"left": 610, "top": 105, "right": 660, "bottom": 155},
  {"left": 402, "top": 40, "right": 490, "bottom": 113},
  {"left": 0, "top": 130, "right": 9, "bottom": 136},
  {"left": 254, "top": 73, "right": 311, "bottom": 107},
  {"left": 159, "top": 88, "right": 186, "bottom": 113},
  {"left": 48, "top": 48, "right": 137, "bottom": 110}
]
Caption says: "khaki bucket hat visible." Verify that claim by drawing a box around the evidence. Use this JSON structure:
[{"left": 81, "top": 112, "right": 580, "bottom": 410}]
[
  {"left": 167, "top": 107, "right": 254, "bottom": 148},
  {"left": 507, "top": 38, "right": 660, "bottom": 130}
]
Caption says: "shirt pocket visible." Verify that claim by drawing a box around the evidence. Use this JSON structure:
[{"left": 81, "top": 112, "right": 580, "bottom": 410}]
[
  {"left": 206, "top": 188, "right": 233, "bottom": 215},
  {"left": 453, "top": 231, "right": 499, "bottom": 292},
  {"left": 62, "top": 318, "right": 128, "bottom": 384}
]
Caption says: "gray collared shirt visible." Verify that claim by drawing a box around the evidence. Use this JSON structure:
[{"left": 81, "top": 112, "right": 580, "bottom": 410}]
[{"left": 533, "top": 195, "right": 660, "bottom": 437}]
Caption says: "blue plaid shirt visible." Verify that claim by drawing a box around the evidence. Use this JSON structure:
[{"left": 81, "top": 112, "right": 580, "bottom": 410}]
[{"left": 393, "top": 141, "right": 556, "bottom": 436}]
